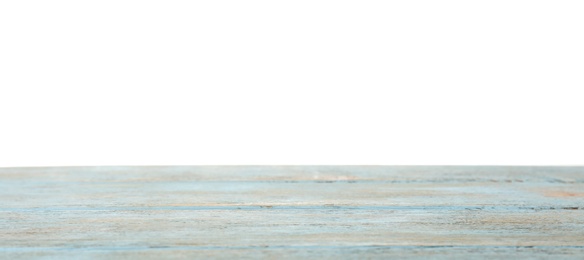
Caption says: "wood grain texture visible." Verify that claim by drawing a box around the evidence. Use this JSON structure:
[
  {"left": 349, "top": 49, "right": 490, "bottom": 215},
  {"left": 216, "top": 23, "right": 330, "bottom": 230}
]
[{"left": 1, "top": 166, "right": 583, "bottom": 259}]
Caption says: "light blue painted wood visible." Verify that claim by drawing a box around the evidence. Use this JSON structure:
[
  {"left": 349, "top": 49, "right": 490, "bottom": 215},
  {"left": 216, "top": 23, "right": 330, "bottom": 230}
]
[{"left": 0, "top": 166, "right": 583, "bottom": 259}]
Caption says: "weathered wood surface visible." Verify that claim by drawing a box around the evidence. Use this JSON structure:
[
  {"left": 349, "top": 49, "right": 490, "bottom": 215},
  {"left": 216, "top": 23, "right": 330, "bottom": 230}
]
[{"left": 1, "top": 166, "right": 583, "bottom": 259}]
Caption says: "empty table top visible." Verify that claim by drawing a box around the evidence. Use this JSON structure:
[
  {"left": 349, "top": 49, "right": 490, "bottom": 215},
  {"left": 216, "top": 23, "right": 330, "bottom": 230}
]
[{"left": 1, "top": 166, "right": 583, "bottom": 259}]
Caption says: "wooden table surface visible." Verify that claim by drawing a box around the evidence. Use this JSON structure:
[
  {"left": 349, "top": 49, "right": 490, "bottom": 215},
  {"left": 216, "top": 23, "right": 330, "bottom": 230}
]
[{"left": 1, "top": 166, "right": 583, "bottom": 259}]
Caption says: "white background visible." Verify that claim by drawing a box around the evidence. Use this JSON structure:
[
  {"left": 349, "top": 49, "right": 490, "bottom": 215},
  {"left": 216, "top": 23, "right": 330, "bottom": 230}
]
[{"left": 1, "top": 0, "right": 582, "bottom": 166}]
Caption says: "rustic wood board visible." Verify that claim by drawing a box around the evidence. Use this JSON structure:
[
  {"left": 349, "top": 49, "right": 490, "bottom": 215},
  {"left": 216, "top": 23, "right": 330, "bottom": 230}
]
[{"left": 1, "top": 166, "right": 583, "bottom": 259}]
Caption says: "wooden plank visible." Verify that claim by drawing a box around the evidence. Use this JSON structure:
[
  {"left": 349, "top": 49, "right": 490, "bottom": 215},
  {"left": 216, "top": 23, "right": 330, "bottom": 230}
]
[{"left": 1, "top": 166, "right": 583, "bottom": 259}]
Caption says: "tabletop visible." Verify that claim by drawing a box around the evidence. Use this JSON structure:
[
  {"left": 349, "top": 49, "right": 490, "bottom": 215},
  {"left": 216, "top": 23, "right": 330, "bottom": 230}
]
[{"left": 1, "top": 166, "right": 583, "bottom": 259}]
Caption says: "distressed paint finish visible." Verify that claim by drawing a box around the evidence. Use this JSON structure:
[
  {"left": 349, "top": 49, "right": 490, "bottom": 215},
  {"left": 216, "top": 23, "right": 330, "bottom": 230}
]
[{"left": 0, "top": 166, "right": 583, "bottom": 259}]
